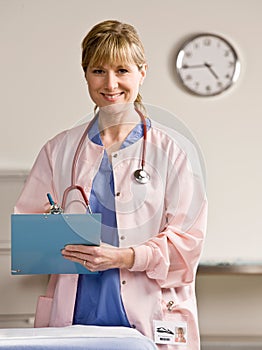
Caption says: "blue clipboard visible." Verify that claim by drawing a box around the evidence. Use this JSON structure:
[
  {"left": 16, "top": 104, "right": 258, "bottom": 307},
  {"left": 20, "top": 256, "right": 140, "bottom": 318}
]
[{"left": 11, "top": 213, "right": 101, "bottom": 275}]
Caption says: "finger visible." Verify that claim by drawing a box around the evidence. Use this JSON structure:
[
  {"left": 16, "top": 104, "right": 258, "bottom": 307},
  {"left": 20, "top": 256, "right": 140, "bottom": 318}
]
[
  {"left": 61, "top": 249, "right": 92, "bottom": 263},
  {"left": 64, "top": 244, "right": 98, "bottom": 254},
  {"left": 62, "top": 254, "right": 99, "bottom": 272},
  {"left": 62, "top": 253, "right": 83, "bottom": 265},
  {"left": 62, "top": 247, "right": 104, "bottom": 266},
  {"left": 62, "top": 254, "right": 89, "bottom": 269}
]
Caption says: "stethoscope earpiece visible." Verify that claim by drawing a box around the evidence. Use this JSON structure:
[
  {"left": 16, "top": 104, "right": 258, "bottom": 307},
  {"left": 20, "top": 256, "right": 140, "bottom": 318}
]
[{"left": 134, "top": 168, "right": 150, "bottom": 184}]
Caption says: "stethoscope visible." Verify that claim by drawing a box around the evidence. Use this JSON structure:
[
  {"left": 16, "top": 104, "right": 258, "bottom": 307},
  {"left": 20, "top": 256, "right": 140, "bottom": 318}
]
[{"left": 60, "top": 109, "right": 150, "bottom": 212}]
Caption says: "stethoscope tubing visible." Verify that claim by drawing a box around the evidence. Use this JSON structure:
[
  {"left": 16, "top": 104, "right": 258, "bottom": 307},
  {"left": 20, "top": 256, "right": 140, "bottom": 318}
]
[{"left": 61, "top": 109, "right": 148, "bottom": 212}]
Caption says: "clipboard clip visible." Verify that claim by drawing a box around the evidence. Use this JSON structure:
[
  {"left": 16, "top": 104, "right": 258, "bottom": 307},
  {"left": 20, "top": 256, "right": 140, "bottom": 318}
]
[{"left": 47, "top": 193, "right": 63, "bottom": 214}]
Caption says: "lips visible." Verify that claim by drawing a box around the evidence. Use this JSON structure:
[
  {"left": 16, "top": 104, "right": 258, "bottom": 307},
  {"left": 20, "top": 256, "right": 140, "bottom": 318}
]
[{"left": 101, "top": 92, "right": 124, "bottom": 101}]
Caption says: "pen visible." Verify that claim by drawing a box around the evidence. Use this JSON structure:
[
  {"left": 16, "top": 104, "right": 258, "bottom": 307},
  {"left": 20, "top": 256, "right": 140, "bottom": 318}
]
[{"left": 47, "top": 193, "right": 55, "bottom": 206}]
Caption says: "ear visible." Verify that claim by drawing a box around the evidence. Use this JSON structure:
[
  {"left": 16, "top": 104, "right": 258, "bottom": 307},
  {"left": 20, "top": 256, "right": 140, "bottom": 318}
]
[{"left": 139, "top": 64, "right": 147, "bottom": 85}]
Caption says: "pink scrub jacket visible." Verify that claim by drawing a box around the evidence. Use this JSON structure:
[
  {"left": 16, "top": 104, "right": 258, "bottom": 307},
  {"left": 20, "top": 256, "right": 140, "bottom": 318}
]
[{"left": 15, "top": 118, "right": 207, "bottom": 350}]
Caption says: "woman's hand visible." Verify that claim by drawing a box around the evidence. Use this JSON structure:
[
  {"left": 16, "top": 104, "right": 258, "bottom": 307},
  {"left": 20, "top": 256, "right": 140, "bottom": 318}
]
[{"left": 61, "top": 243, "right": 135, "bottom": 272}]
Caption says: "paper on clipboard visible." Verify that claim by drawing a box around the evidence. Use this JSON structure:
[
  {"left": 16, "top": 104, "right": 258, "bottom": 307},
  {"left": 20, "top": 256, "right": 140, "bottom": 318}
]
[{"left": 11, "top": 213, "right": 101, "bottom": 275}]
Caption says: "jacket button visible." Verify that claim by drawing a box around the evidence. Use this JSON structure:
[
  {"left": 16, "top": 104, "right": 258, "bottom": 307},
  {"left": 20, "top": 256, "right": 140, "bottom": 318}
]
[
  {"left": 120, "top": 235, "right": 125, "bottom": 240},
  {"left": 131, "top": 324, "right": 136, "bottom": 329},
  {"left": 115, "top": 192, "right": 120, "bottom": 197},
  {"left": 113, "top": 153, "right": 118, "bottom": 158},
  {"left": 122, "top": 280, "right": 126, "bottom": 285}
]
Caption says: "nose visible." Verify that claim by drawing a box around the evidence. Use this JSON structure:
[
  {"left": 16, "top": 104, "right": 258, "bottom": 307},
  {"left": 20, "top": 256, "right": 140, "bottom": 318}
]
[{"left": 104, "top": 71, "right": 118, "bottom": 91}]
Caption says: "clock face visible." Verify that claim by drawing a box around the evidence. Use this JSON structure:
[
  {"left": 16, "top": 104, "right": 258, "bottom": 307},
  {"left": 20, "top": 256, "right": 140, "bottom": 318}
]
[{"left": 176, "top": 34, "right": 240, "bottom": 96}]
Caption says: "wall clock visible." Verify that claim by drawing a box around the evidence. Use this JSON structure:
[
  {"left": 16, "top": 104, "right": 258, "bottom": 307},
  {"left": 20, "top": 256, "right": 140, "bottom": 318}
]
[{"left": 176, "top": 33, "right": 240, "bottom": 96}]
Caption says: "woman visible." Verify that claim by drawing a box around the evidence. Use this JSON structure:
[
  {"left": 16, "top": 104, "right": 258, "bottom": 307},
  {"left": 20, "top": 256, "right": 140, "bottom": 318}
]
[{"left": 15, "top": 20, "right": 207, "bottom": 349}]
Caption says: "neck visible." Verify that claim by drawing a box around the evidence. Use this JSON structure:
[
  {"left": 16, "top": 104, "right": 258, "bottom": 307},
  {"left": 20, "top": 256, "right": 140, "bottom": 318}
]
[
  {"left": 98, "top": 104, "right": 140, "bottom": 139},
  {"left": 97, "top": 104, "right": 141, "bottom": 156}
]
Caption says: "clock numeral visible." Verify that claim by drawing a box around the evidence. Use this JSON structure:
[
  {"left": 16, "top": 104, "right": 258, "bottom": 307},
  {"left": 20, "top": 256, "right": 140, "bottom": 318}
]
[
  {"left": 206, "top": 85, "right": 211, "bottom": 92},
  {"left": 203, "top": 38, "right": 211, "bottom": 46},
  {"left": 185, "top": 51, "right": 192, "bottom": 58},
  {"left": 225, "top": 73, "right": 231, "bottom": 79},
  {"left": 217, "top": 81, "right": 223, "bottom": 88},
  {"left": 194, "top": 42, "right": 199, "bottom": 49},
  {"left": 195, "top": 82, "right": 200, "bottom": 89},
  {"left": 224, "top": 50, "right": 230, "bottom": 57},
  {"left": 185, "top": 74, "right": 192, "bottom": 81},
  {"left": 228, "top": 61, "right": 235, "bottom": 67}
]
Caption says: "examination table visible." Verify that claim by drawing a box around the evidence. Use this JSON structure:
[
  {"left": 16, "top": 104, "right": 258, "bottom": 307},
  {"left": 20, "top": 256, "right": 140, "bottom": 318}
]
[{"left": 0, "top": 325, "right": 157, "bottom": 350}]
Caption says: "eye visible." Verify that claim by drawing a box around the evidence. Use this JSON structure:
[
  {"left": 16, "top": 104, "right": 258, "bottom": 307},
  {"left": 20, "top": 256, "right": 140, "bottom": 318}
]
[
  {"left": 118, "top": 68, "right": 129, "bottom": 74},
  {"left": 92, "top": 69, "right": 105, "bottom": 75}
]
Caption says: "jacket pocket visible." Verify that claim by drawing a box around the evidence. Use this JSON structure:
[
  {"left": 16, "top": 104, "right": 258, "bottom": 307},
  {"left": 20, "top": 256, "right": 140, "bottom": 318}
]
[
  {"left": 161, "top": 286, "right": 195, "bottom": 323},
  {"left": 34, "top": 295, "right": 53, "bottom": 328},
  {"left": 158, "top": 288, "right": 200, "bottom": 349}
]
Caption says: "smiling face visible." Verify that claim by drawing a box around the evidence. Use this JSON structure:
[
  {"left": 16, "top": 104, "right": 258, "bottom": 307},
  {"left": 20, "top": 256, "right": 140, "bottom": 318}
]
[
  {"left": 81, "top": 20, "right": 147, "bottom": 112},
  {"left": 85, "top": 62, "right": 146, "bottom": 108}
]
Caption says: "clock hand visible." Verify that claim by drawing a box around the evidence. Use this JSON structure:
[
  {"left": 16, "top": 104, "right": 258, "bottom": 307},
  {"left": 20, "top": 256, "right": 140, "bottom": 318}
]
[
  {"left": 182, "top": 64, "right": 206, "bottom": 69},
  {"left": 204, "top": 62, "right": 219, "bottom": 79}
]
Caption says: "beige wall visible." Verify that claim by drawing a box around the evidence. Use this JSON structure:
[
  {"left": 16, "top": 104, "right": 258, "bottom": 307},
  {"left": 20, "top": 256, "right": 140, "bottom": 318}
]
[{"left": 1, "top": 0, "right": 262, "bottom": 339}]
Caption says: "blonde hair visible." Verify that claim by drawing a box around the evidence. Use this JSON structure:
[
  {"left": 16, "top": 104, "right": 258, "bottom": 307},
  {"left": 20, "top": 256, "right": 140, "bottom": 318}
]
[{"left": 81, "top": 20, "right": 146, "bottom": 112}]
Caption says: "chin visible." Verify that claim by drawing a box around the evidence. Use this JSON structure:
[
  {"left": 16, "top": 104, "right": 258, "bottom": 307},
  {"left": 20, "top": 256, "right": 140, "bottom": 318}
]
[{"left": 100, "top": 102, "right": 134, "bottom": 116}]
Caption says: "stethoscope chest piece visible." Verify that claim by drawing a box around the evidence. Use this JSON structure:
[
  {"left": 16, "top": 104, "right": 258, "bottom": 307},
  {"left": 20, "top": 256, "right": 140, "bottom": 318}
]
[{"left": 134, "top": 169, "right": 150, "bottom": 184}]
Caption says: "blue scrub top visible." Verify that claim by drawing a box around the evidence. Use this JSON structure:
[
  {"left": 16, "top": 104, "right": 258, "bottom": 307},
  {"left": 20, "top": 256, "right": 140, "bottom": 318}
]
[{"left": 73, "top": 115, "right": 150, "bottom": 327}]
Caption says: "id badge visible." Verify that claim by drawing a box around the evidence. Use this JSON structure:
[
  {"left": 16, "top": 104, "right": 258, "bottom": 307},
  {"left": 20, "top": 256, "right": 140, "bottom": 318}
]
[{"left": 154, "top": 320, "right": 187, "bottom": 345}]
